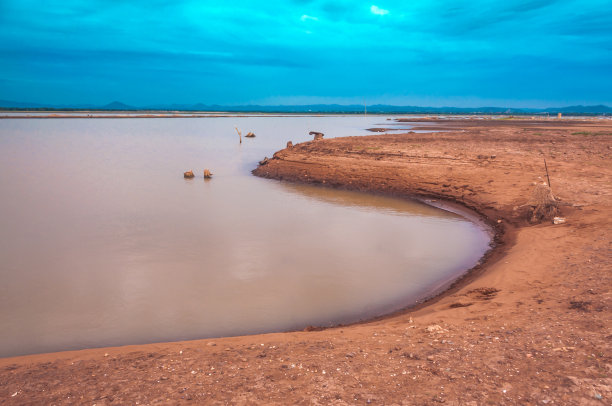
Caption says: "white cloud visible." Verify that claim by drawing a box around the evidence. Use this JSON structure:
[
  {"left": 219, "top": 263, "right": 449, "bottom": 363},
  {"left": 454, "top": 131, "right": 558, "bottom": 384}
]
[
  {"left": 300, "top": 14, "right": 319, "bottom": 22},
  {"left": 370, "top": 5, "right": 389, "bottom": 16}
]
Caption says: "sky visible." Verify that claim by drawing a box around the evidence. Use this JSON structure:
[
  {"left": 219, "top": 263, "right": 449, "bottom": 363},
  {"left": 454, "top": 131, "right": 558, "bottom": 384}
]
[{"left": 0, "top": 0, "right": 610, "bottom": 107}]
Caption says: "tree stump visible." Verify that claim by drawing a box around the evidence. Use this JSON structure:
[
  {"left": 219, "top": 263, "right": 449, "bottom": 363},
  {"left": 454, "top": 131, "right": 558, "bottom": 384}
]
[{"left": 309, "top": 131, "right": 324, "bottom": 141}]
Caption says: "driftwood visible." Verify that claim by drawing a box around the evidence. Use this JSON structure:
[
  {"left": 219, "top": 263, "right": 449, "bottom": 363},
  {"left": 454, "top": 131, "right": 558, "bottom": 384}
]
[
  {"left": 309, "top": 131, "right": 324, "bottom": 141},
  {"left": 184, "top": 170, "right": 195, "bottom": 179},
  {"left": 234, "top": 127, "right": 242, "bottom": 144}
]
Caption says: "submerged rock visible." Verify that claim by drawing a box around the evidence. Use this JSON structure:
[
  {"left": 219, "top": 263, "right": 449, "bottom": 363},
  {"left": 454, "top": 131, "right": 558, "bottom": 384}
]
[{"left": 184, "top": 170, "right": 195, "bottom": 178}]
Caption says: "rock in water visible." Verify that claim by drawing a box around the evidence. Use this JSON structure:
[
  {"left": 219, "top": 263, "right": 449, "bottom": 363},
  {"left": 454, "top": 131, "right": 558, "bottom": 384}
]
[
  {"left": 184, "top": 170, "right": 195, "bottom": 178},
  {"left": 203, "top": 169, "right": 213, "bottom": 179},
  {"left": 245, "top": 132, "right": 255, "bottom": 138}
]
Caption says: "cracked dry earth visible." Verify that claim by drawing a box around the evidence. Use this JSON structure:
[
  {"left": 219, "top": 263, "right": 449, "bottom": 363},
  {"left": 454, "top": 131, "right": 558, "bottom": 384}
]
[{"left": 1, "top": 118, "right": 611, "bottom": 405}]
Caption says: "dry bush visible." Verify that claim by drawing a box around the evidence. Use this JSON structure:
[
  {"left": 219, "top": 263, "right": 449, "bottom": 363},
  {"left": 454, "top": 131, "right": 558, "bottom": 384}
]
[{"left": 528, "top": 184, "right": 559, "bottom": 222}]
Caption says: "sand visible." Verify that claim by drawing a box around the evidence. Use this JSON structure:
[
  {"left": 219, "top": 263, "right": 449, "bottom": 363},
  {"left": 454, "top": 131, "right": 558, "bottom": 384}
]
[{"left": 1, "top": 118, "right": 610, "bottom": 405}]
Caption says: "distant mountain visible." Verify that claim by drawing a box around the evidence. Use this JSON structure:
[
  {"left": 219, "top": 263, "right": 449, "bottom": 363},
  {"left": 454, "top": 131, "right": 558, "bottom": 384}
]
[
  {"left": 547, "top": 105, "right": 612, "bottom": 114},
  {"left": 101, "top": 101, "right": 137, "bottom": 110},
  {"left": 0, "top": 99, "right": 46, "bottom": 108},
  {"left": 147, "top": 103, "right": 612, "bottom": 115},
  {"left": 0, "top": 99, "right": 610, "bottom": 115}
]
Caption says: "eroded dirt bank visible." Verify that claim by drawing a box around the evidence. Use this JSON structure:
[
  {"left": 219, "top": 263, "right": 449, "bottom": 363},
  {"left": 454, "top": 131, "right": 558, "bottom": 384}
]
[{"left": 1, "top": 118, "right": 611, "bottom": 405}]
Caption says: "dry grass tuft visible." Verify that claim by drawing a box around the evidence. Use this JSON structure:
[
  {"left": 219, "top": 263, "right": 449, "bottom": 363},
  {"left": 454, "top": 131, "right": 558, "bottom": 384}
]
[{"left": 528, "top": 184, "right": 559, "bottom": 222}]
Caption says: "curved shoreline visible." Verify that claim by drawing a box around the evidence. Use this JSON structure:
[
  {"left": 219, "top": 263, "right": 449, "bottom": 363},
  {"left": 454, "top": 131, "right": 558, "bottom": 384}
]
[
  {"left": 1, "top": 118, "right": 610, "bottom": 405},
  {"left": 368, "top": 194, "right": 508, "bottom": 318},
  {"left": 277, "top": 184, "right": 506, "bottom": 331},
  {"left": 251, "top": 124, "right": 524, "bottom": 323}
]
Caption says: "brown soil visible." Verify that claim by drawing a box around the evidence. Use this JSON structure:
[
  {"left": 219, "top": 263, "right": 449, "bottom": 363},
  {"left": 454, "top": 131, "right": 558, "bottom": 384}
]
[{"left": 1, "top": 118, "right": 611, "bottom": 405}]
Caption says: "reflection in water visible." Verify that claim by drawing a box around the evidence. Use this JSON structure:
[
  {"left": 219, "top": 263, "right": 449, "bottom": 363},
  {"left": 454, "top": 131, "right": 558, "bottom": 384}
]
[
  {"left": 281, "top": 183, "right": 459, "bottom": 219},
  {"left": 0, "top": 116, "right": 490, "bottom": 357}
]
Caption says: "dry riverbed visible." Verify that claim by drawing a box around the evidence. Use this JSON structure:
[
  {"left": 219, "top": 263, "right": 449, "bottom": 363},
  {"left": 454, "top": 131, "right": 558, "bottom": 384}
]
[{"left": 1, "top": 118, "right": 611, "bottom": 405}]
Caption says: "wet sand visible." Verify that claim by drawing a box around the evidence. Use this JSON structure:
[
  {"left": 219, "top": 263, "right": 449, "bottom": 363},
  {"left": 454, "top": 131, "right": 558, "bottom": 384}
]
[{"left": 1, "top": 118, "right": 611, "bottom": 404}]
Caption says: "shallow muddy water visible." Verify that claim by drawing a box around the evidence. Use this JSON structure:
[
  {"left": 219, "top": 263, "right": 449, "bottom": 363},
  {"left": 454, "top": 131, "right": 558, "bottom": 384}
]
[{"left": 0, "top": 115, "right": 490, "bottom": 357}]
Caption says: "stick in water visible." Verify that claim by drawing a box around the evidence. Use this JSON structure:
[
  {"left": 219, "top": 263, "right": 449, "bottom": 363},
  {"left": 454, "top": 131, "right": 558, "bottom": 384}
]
[
  {"left": 544, "top": 158, "right": 551, "bottom": 189},
  {"left": 235, "top": 127, "right": 242, "bottom": 144}
]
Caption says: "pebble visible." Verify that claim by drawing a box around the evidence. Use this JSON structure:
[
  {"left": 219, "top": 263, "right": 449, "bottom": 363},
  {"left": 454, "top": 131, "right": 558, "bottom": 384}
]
[{"left": 426, "top": 325, "right": 445, "bottom": 333}]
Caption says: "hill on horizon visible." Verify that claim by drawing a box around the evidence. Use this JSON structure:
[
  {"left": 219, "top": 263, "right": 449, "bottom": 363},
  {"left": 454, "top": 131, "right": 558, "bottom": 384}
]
[
  {"left": 0, "top": 99, "right": 610, "bottom": 115},
  {"left": 101, "top": 101, "right": 137, "bottom": 110}
]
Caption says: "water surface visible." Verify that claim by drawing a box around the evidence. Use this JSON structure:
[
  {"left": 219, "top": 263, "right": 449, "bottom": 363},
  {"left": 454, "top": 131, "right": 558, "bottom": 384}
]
[{"left": 0, "top": 116, "right": 490, "bottom": 357}]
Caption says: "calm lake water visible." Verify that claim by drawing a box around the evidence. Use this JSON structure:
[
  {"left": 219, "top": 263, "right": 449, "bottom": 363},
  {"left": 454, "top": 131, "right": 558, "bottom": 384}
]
[{"left": 0, "top": 115, "right": 490, "bottom": 357}]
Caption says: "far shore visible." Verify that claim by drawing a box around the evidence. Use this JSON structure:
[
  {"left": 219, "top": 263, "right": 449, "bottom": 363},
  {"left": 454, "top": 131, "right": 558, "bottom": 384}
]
[
  {"left": 1, "top": 118, "right": 610, "bottom": 405},
  {"left": 2, "top": 111, "right": 612, "bottom": 119}
]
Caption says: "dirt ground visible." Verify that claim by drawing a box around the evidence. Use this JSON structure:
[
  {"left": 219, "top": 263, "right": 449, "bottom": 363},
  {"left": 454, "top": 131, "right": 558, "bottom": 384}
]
[{"left": 1, "top": 118, "right": 610, "bottom": 405}]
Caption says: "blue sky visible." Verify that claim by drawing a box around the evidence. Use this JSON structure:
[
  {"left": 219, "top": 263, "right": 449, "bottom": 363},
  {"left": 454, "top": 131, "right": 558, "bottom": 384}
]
[{"left": 0, "top": 0, "right": 610, "bottom": 107}]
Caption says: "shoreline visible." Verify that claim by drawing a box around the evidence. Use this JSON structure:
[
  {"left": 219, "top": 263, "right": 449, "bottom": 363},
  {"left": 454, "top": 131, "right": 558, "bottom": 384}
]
[
  {"left": 0, "top": 193, "right": 500, "bottom": 358},
  {"left": 251, "top": 131, "right": 518, "bottom": 328},
  {"left": 1, "top": 118, "right": 610, "bottom": 404},
  {"left": 274, "top": 182, "right": 507, "bottom": 329},
  {"left": 0, "top": 140, "right": 502, "bottom": 360}
]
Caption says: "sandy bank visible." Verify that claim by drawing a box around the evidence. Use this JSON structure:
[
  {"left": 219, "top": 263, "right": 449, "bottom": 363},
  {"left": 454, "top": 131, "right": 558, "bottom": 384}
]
[{"left": 1, "top": 118, "right": 610, "bottom": 405}]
